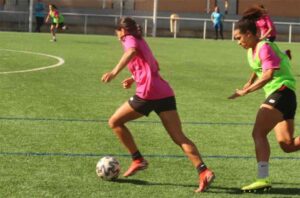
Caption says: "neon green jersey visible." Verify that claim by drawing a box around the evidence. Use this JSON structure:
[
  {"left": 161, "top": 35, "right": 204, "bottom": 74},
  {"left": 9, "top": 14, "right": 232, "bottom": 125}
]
[
  {"left": 247, "top": 41, "right": 296, "bottom": 97},
  {"left": 49, "top": 10, "right": 64, "bottom": 24}
]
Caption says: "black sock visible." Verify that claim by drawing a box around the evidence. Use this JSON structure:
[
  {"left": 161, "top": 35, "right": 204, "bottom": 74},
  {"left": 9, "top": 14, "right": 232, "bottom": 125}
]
[
  {"left": 196, "top": 163, "right": 207, "bottom": 174},
  {"left": 132, "top": 150, "right": 143, "bottom": 160}
]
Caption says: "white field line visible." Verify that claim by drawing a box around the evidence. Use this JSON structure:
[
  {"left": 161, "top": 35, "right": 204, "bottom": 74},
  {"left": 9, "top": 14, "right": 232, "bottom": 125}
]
[{"left": 0, "top": 49, "right": 65, "bottom": 74}]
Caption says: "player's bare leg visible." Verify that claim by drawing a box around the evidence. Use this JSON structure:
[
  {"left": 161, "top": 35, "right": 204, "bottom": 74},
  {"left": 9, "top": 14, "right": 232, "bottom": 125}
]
[
  {"left": 108, "top": 102, "right": 148, "bottom": 177},
  {"left": 159, "top": 110, "right": 215, "bottom": 192}
]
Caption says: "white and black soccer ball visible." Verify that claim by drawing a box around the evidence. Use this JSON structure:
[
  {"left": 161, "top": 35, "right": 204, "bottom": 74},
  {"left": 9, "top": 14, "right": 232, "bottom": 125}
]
[{"left": 96, "top": 156, "right": 120, "bottom": 180}]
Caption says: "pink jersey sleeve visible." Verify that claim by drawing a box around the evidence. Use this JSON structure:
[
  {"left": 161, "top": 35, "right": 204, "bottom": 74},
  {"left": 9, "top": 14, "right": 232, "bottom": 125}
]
[
  {"left": 265, "top": 16, "right": 272, "bottom": 28},
  {"left": 259, "top": 43, "right": 280, "bottom": 71},
  {"left": 122, "top": 36, "right": 138, "bottom": 51}
]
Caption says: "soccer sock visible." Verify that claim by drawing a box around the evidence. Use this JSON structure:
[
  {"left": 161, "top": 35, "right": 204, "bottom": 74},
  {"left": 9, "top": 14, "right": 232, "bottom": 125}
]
[
  {"left": 196, "top": 163, "right": 207, "bottom": 175},
  {"left": 131, "top": 150, "right": 143, "bottom": 161},
  {"left": 257, "top": 161, "right": 269, "bottom": 179}
]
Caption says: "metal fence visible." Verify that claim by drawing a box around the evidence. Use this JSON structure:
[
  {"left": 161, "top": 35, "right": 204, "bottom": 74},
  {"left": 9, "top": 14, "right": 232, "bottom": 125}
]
[{"left": 1, "top": 10, "right": 300, "bottom": 43}]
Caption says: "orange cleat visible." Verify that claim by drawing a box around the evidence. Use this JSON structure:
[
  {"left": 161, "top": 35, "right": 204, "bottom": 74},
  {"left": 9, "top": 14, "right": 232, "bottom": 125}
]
[
  {"left": 195, "top": 169, "right": 215, "bottom": 193},
  {"left": 123, "top": 159, "right": 148, "bottom": 177}
]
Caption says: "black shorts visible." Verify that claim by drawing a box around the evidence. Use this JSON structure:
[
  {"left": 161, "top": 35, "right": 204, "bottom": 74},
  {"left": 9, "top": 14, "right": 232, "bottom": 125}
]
[
  {"left": 128, "top": 95, "right": 177, "bottom": 116},
  {"left": 264, "top": 86, "right": 297, "bottom": 119},
  {"left": 52, "top": 22, "right": 65, "bottom": 29},
  {"left": 266, "top": 36, "right": 276, "bottom": 42}
]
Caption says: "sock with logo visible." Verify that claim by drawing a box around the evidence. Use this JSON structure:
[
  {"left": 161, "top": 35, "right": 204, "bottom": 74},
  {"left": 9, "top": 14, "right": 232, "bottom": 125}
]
[{"left": 257, "top": 161, "right": 269, "bottom": 178}]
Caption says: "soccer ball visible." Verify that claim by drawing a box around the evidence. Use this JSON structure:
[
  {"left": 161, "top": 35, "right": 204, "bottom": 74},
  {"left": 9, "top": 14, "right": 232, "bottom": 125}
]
[{"left": 96, "top": 156, "right": 120, "bottom": 180}]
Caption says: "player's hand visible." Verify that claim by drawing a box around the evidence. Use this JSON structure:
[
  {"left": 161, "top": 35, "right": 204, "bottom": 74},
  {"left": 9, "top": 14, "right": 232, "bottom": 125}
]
[
  {"left": 122, "top": 77, "right": 134, "bottom": 89},
  {"left": 101, "top": 72, "right": 115, "bottom": 83},
  {"left": 242, "top": 81, "right": 252, "bottom": 90},
  {"left": 228, "top": 89, "right": 247, "bottom": 99}
]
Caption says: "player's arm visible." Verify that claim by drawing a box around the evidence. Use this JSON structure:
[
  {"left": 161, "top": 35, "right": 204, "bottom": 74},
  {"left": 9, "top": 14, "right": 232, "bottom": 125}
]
[
  {"left": 242, "top": 69, "right": 274, "bottom": 93},
  {"left": 243, "top": 72, "right": 257, "bottom": 89},
  {"left": 260, "top": 17, "right": 274, "bottom": 40},
  {"left": 228, "top": 69, "right": 274, "bottom": 99},
  {"left": 260, "top": 28, "right": 273, "bottom": 40},
  {"left": 101, "top": 48, "right": 137, "bottom": 83},
  {"left": 122, "top": 76, "right": 135, "bottom": 89},
  {"left": 45, "top": 12, "right": 50, "bottom": 23}
]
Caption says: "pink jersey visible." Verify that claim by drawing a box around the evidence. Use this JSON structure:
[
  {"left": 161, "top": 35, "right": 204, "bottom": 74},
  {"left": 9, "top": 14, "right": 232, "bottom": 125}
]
[
  {"left": 122, "top": 35, "right": 174, "bottom": 100},
  {"left": 253, "top": 43, "right": 280, "bottom": 71},
  {"left": 256, "top": 15, "right": 276, "bottom": 38}
]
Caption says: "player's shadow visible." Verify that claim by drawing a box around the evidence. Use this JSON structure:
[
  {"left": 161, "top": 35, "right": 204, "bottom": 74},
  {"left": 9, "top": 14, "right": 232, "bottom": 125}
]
[
  {"left": 114, "top": 178, "right": 196, "bottom": 188},
  {"left": 268, "top": 187, "right": 300, "bottom": 195},
  {"left": 113, "top": 178, "right": 149, "bottom": 185},
  {"left": 207, "top": 185, "right": 300, "bottom": 196},
  {"left": 114, "top": 180, "right": 300, "bottom": 195}
]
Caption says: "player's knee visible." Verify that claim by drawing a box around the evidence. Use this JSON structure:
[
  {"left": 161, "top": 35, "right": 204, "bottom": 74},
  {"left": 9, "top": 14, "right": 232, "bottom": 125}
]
[
  {"left": 279, "top": 140, "right": 294, "bottom": 153},
  {"left": 172, "top": 135, "right": 190, "bottom": 147},
  {"left": 252, "top": 130, "right": 267, "bottom": 140},
  {"left": 108, "top": 116, "right": 119, "bottom": 129}
]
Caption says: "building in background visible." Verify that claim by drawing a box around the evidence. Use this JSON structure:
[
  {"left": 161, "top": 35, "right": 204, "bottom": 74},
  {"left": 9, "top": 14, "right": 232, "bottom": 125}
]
[
  {"left": 0, "top": 0, "right": 299, "bottom": 41},
  {"left": 0, "top": 0, "right": 299, "bottom": 17}
]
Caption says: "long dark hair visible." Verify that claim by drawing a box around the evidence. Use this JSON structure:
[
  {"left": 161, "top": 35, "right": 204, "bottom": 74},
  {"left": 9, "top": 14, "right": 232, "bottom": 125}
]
[
  {"left": 117, "top": 17, "right": 143, "bottom": 39},
  {"left": 235, "top": 18, "right": 257, "bottom": 35},
  {"left": 242, "top": 4, "right": 266, "bottom": 21},
  {"left": 49, "top": 4, "right": 57, "bottom": 10}
]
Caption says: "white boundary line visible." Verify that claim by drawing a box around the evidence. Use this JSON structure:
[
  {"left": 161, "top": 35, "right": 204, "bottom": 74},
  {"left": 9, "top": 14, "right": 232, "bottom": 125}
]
[{"left": 0, "top": 49, "right": 65, "bottom": 74}]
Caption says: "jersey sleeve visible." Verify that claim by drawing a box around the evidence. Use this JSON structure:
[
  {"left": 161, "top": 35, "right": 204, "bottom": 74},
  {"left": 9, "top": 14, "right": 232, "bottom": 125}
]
[
  {"left": 122, "top": 35, "right": 138, "bottom": 51},
  {"left": 265, "top": 15, "right": 274, "bottom": 29},
  {"left": 259, "top": 43, "right": 280, "bottom": 71}
]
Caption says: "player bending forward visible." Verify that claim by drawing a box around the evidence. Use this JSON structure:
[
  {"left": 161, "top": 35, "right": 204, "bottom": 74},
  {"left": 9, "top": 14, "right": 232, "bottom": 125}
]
[
  {"left": 229, "top": 18, "right": 300, "bottom": 192},
  {"left": 101, "top": 17, "right": 215, "bottom": 193}
]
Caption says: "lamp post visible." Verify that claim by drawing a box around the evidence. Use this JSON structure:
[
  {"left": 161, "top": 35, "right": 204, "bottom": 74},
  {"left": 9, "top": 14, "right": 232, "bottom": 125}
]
[
  {"left": 152, "top": 0, "right": 158, "bottom": 37},
  {"left": 28, "top": 0, "right": 33, "bottom": 32}
]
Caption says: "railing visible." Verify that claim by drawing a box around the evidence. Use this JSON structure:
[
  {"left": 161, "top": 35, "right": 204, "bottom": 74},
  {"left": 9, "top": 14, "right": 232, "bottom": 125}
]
[{"left": 1, "top": 10, "right": 300, "bottom": 43}]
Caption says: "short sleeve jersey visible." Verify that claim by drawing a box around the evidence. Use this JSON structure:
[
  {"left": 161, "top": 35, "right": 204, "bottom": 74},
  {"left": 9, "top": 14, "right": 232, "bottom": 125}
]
[
  {"left": 256, "top": 15, "right": 276, "bottom": 38},
  {"left": 256, "top": 43, "right": 280, "bottom": 71},
  {"left": 211, "top": 12, "right": 223, "bottom": 25},
  {"left": 122, "top": 35, "right": 174, "bottom": 100}
]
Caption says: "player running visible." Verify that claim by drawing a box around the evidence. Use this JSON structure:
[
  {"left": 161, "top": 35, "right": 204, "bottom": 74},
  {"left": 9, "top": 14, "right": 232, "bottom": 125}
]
[
  {"left": 229, "top": 18, "right": 300, "bottom": 192},
  {"left": 242, "top": 4, "right": 292, "bottom": 60},
  {"left": 101, "top": 17, "right": 215, "bottom": 193},
  {"left": 45, "top": 4, "right": 67, "bottom": 42}
]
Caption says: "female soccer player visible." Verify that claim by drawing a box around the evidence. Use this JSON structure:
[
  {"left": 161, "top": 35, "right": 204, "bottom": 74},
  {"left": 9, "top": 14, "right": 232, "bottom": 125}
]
[
  {"left": 242, "top": 4, "right": 292, "bottom": 59},
  {"left": 229, "top": 18, "right": 300, "bottom": 192},
  {"left": 101, "top": 17, "right": 215, "bottom": 193},
  {"left": 242, "top": 4, "right": 276, "bottom": 42},
  {"left": 45, "top": 4, "right": 67, "bottom": 42}
]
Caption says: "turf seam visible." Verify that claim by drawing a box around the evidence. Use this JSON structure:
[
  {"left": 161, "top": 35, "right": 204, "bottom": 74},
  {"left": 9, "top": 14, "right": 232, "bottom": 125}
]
[{"left": 0, "top": 151, "right": 300, "bottom": 160}]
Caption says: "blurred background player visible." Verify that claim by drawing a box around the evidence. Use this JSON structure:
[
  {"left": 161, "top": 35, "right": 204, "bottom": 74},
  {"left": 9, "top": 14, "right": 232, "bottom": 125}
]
[
  {"left": 242, "top": 4, "right": 276, "bottom": 42},
  {"left": 211, "top": 6, "right": 224, "bottom": 40},
  {"left": 34, "top": 0, "right": 45, "bottom": 32},
  {"left": 242, "top": 4, "right": 292, "bottom": 60},
  {"left": 45, "top": 4, "right": 68, "bottom": 42},
  {"left": 229, "top": 18, "right": 300, "bottom": 192},
  {"left": 101, "top": 17, "right": 215, "bottom": 193}
]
